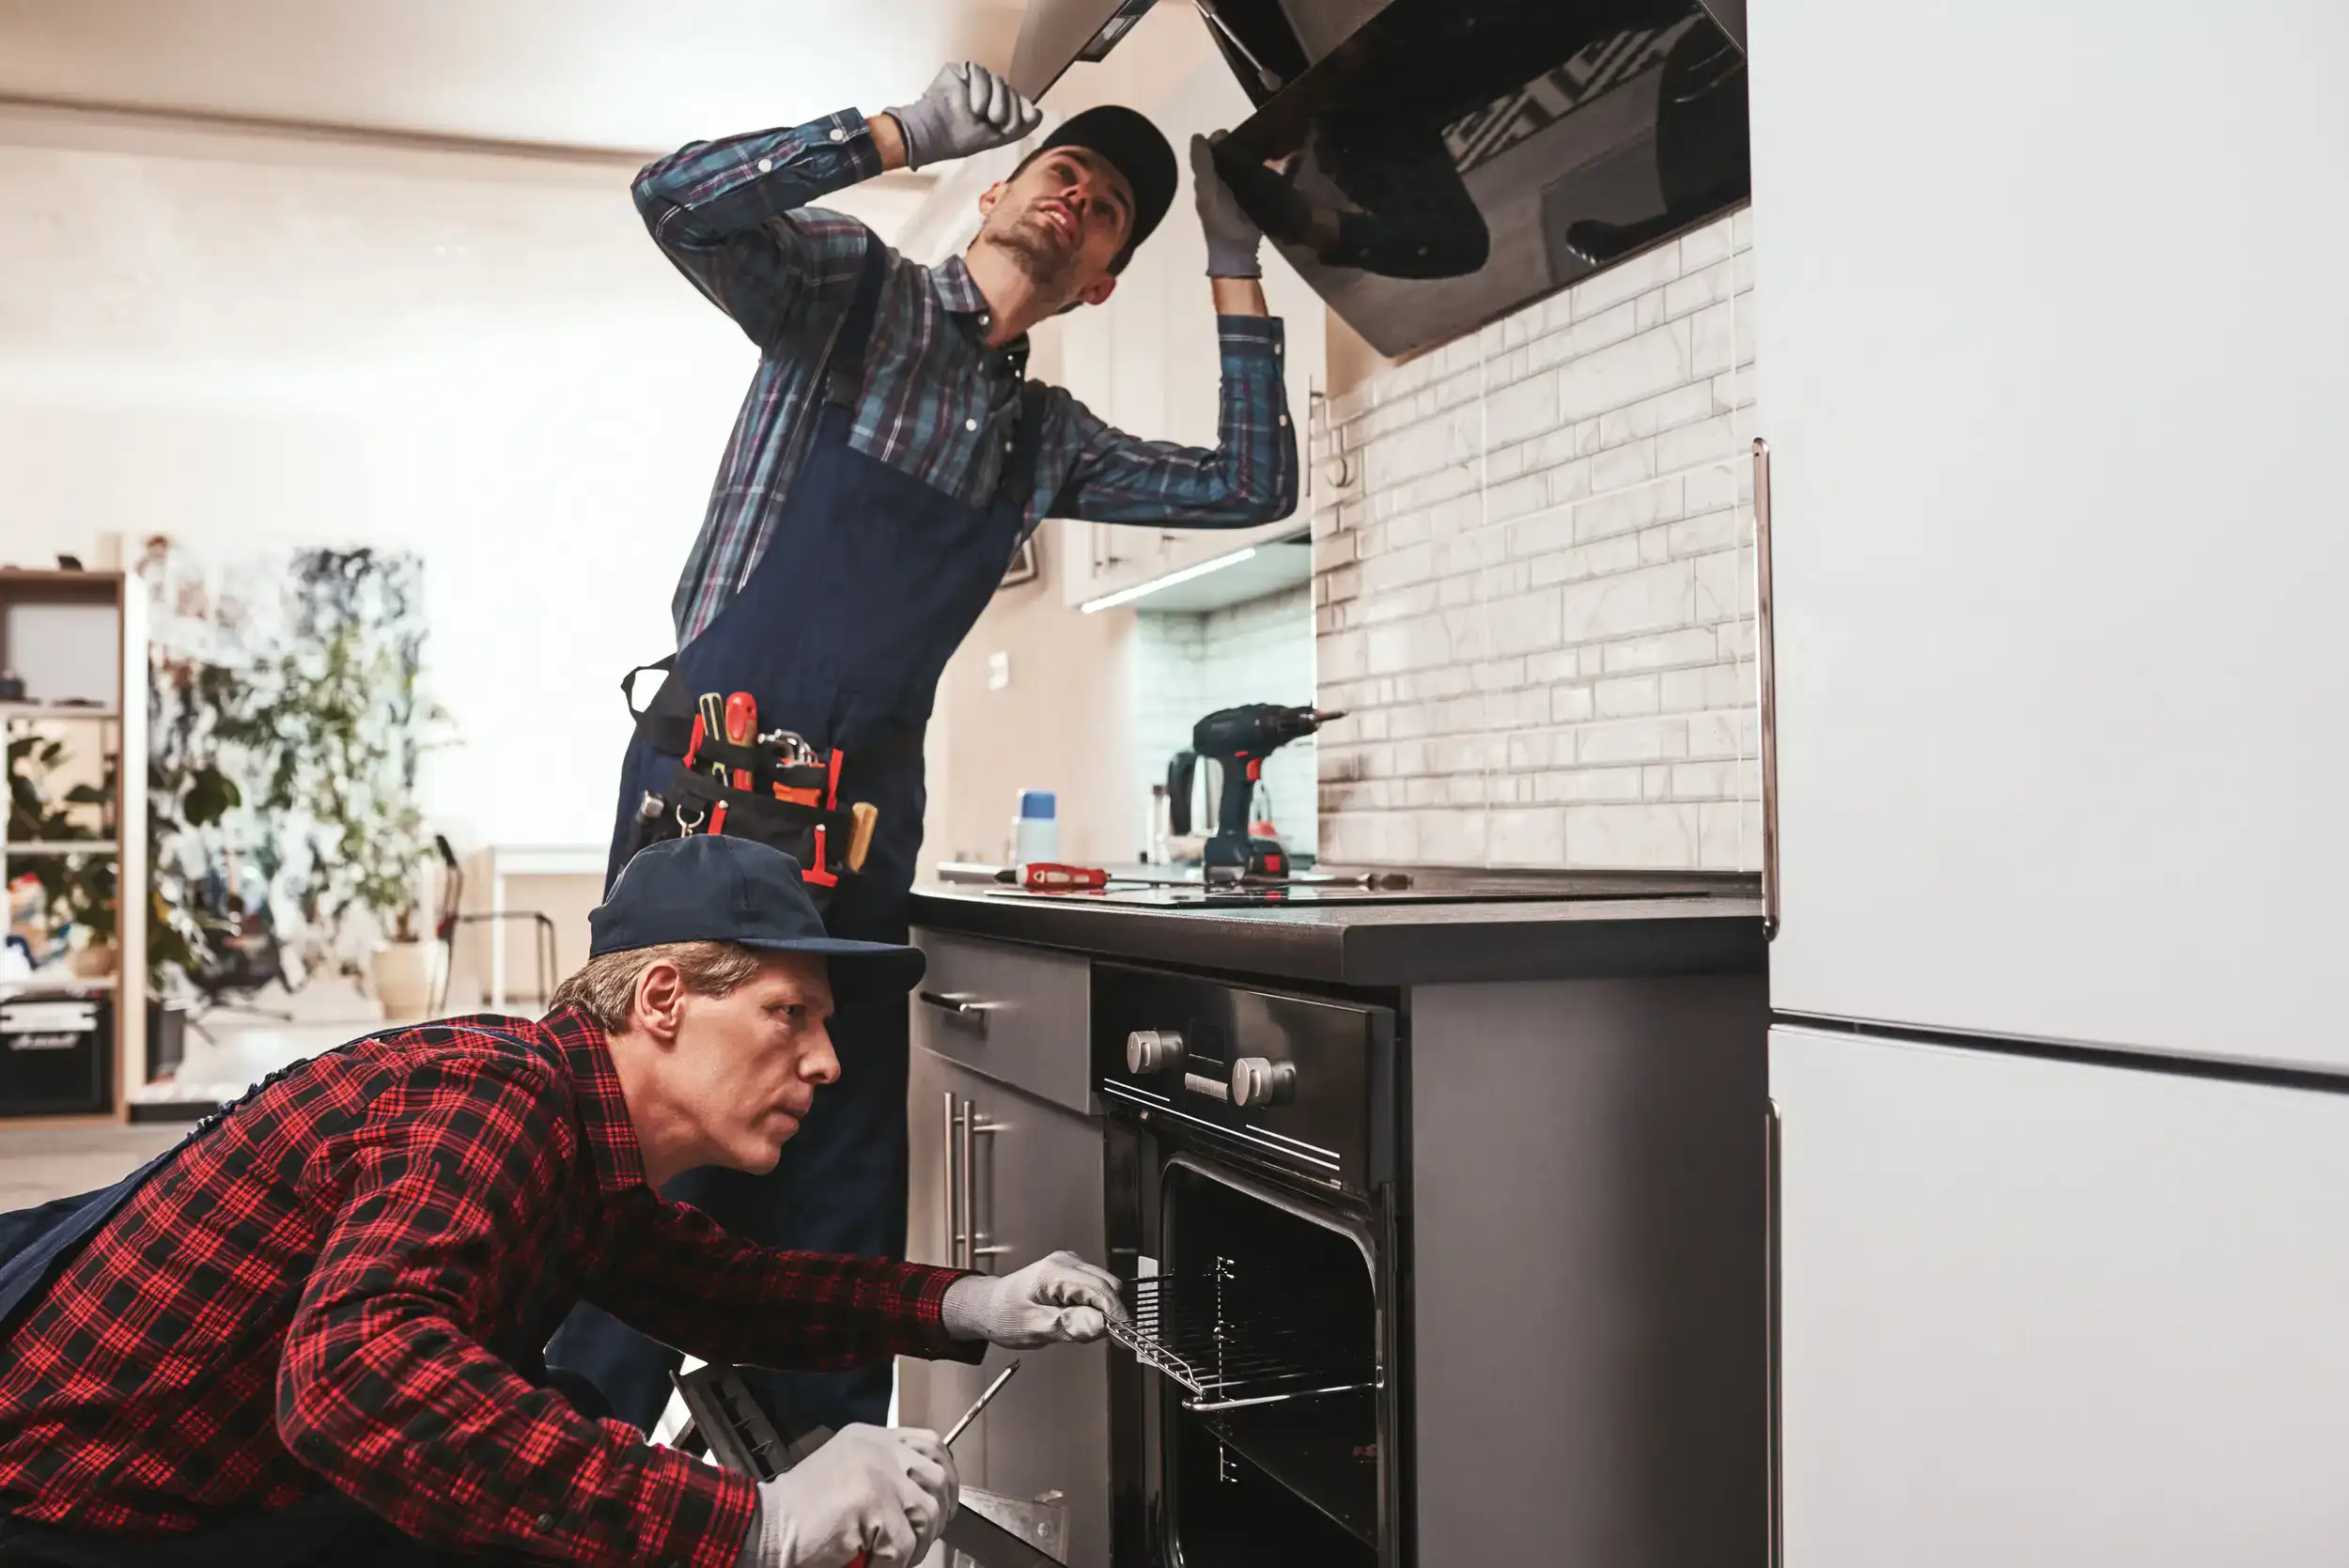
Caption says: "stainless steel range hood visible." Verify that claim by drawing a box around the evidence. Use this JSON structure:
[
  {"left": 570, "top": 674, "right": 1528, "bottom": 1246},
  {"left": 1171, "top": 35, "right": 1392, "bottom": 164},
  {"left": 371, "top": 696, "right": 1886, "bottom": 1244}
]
[
  {"left": 1005, "top": 0, "right": 1164, "bottom": 101},
  {"left": 1201, "top": 0, "right": 1750, "bottom": 359}
]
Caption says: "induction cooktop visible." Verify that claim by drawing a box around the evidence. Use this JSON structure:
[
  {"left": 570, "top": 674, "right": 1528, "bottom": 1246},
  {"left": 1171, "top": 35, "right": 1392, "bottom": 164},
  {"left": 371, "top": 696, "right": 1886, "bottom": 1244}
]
[{"left": 982, "top": 866, "right": 1750, "bottom": 909}]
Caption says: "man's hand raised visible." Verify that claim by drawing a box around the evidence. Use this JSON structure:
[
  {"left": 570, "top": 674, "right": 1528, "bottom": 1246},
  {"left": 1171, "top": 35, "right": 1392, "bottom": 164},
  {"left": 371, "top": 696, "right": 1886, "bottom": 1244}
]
[{"left": 881, "top": 63, "right": 1043, "bottom": 172}]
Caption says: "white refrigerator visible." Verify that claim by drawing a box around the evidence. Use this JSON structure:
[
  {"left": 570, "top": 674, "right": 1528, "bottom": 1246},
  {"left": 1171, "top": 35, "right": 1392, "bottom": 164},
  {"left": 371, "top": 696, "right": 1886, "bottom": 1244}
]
[{"left": 1748, "top": 0, "right": 2349, "bottom": 1561}]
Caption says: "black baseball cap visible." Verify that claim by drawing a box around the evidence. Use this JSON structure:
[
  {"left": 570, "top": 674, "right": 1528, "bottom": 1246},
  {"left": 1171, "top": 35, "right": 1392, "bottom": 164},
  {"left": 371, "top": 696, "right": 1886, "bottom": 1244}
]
[
  {"left": 1030, "top": 105, "right": 1177, "bottom": 262},
  {"left": 590, "top": 837, "right": 926, "bottom": 1003}
]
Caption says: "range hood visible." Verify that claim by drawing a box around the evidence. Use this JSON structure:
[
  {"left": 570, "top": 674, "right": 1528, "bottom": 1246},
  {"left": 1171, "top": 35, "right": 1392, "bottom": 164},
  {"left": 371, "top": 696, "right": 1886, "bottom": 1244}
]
[
  {"left": 1187, "top": 0, "right": 1753, "bottom": 361},
  {"left": 1006, "top": 0, "right": 1165, "bottom": 101},
  {"left": 1007, "top": 0, "right": 1747, "bottom": 362}
]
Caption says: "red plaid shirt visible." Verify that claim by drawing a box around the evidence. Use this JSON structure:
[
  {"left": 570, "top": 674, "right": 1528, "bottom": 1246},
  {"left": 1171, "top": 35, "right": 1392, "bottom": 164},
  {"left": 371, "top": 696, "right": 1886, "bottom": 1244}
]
[{"left": 0, "top": 1007, "right": 977, "bottom": 1567}]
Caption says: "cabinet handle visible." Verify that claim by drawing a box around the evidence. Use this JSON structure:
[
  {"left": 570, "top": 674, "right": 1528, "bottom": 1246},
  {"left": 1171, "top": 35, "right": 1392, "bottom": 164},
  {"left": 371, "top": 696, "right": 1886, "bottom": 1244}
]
[
  {"left": 1752, "top": 437, "right": 1781, "bottom": 939},
  {"left": 1765, "top": 1097, "right": 1783, "bottom": 1568},
  {"left": 945, "top": 1093, "right": 968, "bottom": 1268},
  {"left": 969, "top": 1114, "right": 1007, "bottom": 1273},
  {"left": 919, "top": 990, "right": 990, "bottom": 1039}
]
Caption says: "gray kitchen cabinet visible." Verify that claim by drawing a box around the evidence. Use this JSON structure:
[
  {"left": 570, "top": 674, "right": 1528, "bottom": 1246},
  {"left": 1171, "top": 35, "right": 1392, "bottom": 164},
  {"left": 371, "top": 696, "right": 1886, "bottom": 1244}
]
[
  {"left": 1770, "top": 1025, "right": 2349, "bottom": 1567},
  {"left": 1748, "top": 0, "right": 2348, "bottom": 1067},
  {"left": 903, "top": 1045, "right": 1111, "bottom": 1567}
]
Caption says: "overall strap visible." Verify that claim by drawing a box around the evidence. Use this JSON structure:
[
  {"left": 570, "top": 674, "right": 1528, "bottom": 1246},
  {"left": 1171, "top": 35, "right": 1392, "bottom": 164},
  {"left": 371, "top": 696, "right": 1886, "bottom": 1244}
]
[
  {"left": 996, "top": 380, "right": 1054, "bottom": 522},
  {"left": 823, "top": 239, "right": 894, "bottom": 411}
]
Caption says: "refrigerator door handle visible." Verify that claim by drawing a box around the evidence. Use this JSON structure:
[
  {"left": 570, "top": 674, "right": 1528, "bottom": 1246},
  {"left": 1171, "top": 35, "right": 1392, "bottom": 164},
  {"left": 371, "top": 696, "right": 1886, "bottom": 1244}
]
[{"left": 1753, "top": 437, "right": 1781, "bottom": 939}]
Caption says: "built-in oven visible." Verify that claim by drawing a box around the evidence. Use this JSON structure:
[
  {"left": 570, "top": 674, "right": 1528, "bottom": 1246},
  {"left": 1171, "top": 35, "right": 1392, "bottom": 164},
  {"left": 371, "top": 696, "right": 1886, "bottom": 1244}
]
[{"left": 1094, "top": 962, "right": 1407, "bottom": 1567}]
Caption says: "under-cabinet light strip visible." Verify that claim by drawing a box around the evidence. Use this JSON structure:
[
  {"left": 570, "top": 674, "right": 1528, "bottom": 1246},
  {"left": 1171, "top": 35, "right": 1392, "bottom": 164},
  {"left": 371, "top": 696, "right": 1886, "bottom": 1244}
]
[{"left": 1079, "top": 546, "right": 1258, "bottom": 614}]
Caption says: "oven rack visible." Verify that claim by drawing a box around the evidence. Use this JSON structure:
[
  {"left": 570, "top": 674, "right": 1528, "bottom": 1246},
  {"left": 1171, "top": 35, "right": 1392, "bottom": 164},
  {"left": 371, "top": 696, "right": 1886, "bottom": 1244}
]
[{"left": 1108, "top": 1270, "right": 1378, "bottom": 1412}]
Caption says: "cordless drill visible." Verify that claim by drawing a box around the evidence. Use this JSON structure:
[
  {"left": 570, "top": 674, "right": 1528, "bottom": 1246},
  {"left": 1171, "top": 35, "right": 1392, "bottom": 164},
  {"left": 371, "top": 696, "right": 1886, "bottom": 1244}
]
[{"left": 1191, "top": 703, "right": 1345, "bottom": 877}]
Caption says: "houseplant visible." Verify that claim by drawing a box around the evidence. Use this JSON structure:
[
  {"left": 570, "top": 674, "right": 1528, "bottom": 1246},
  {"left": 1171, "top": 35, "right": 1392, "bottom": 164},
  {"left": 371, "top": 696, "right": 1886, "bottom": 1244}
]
[{"left": 148, "top": 546, "right": 448, "bottom": 1018}]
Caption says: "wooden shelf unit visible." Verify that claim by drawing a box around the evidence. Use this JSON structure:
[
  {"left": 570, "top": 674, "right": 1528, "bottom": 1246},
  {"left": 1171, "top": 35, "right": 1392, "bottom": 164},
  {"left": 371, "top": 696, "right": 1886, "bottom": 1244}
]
[{"left": 1, "top": 567, "right": 147, "bottom": 1123}]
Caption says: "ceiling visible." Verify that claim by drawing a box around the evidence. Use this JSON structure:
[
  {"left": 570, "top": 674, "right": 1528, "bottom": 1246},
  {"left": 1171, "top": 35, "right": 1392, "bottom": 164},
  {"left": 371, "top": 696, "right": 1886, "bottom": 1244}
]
[{"left": 0, "top": 0, "right": 1028, "bottom": 155}]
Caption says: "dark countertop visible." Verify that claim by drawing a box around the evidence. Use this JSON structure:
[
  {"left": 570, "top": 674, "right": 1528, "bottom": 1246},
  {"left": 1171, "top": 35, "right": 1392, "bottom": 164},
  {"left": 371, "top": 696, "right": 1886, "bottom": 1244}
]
[{"left": 909, "top": 867, "right": 1766, "bottom": 988}]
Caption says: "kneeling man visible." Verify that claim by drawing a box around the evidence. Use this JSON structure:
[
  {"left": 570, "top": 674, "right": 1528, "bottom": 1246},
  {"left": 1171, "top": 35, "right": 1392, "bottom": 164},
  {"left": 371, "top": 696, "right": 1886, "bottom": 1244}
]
[{"left": 0, "top": 835, "right": 1119, "bottom": 1568}]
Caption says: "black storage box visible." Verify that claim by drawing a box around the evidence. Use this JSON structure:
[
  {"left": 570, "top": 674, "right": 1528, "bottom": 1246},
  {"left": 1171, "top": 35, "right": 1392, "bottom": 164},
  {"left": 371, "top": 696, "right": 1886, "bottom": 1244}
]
[{"left": 0, "top": 992, "right": 114, "bottom": 1115}]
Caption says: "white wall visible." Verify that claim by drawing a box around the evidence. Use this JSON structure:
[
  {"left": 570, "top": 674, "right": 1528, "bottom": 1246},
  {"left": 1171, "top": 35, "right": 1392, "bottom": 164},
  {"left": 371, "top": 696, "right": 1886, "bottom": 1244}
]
[
  {"left": 1314, "top": 210, "right": 1760, "bottom": 870},
  {"left": 0, "top": 104, "right": 919, "bottom": 859}
]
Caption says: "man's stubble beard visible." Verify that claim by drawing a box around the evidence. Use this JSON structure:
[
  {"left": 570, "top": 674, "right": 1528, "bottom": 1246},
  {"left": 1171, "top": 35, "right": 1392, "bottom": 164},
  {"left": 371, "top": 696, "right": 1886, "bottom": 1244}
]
[{"left": 982, "top": 214, "right": 1080, "bottom": 303}]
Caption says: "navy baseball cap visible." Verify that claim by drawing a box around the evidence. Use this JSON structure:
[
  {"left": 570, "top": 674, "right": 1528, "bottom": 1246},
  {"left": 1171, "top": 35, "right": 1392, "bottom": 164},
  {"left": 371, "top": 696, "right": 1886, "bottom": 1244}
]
[{"left": 590, "top": 837, "right": 926, "bottom": 1003}]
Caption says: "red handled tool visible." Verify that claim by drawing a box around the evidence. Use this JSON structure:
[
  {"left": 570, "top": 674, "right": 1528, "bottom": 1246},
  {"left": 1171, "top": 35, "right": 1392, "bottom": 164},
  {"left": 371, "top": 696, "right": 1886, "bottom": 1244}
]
[
  {"left": 1020, "top": 862, "right": 1110, "bottom": 892},
  {"left": 723, "top": 692, "right": 757, "bottom": 789}
]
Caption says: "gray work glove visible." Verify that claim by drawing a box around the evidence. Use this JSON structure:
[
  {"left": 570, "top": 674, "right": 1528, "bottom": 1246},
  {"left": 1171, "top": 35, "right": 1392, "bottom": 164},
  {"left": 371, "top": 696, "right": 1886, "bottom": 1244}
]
[
  {"left": 1191, "top": 132, "right": 1264, "bottom": 279},
  {"left": 737, "top": 1423, "right": 957, "bottom": 1568},
  {"left": 942, "top": 1250, "right": 1127, "bottom": 1347},
  {"left": 882, "top": 62, "right": 1042, "bottom": 171}
]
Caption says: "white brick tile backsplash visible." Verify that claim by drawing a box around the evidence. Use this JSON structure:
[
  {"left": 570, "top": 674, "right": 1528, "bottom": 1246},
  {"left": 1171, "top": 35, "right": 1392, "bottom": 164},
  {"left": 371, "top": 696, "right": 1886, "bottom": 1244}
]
[
  {"left": 1577, "top": 717, "right": 1690, "bottom": 765},
  {"left": 1700, "top": 799, "right": 1762, "bottom": 870},
  {"left": 1568, "top": 239, "right": 1684, "bottom": 317},
  {"left": 1549, "top": 684, "right": 1595, "bottom": 723},
  {"left": 1571, "top": 300, "right": 1641, "bottom": 357},
  {"left": 1657, "top": 412, "right": 1742, "bottom": 472},
  {"left": 1558, "top": 559, "right": 1695, "bottom": 644},
  {"left": 1488, "top": 807, "right": 1568, "bottom": 865},
  {"left": 1662, "top": 257, "right": 1735, "bottom": 321},
  {"left": 1501, "top": 506, "right": 1570, "bottom": 562},
  {"left": 1595, "top": 674, "right": 1661, "bottom": 718},
  {"left": 1572, "top": 474, "right": 1683, "bottom": 543},
  {"left": 1315, "top": 210, "right": 1758, "bottom": 869},
  {"left": 1690, "top": 300, "right": 1736, "bottom": 380},
  {"left": 1552, "top": 766, "right": 1645, "bottom": 803},
  {"left": 1601, "top": 626, "right": 1720, "bottom": 674},
  {"left": 1668, "top": 506, "right": 1744, "bottom": 559},
  {"left": 1564, "top": 802, "right": 1701, "bottom": 866},
  {"left": 1671, "top": 760, "right": 1738, "bottom": 799},
  {"left": 1679, "top": 215, "right": 1734, "bottom": 271},
  {"left": 1417, "top": 808, "right": 1488, "bottom": 864},
  {"left": 1485, "top": 370, "right": 1558, "bottom": 447},
  {"left": 1560, "top": 318, "right": 1694, "bottom": 425},
  {"left": 1688, "top": 709, "right": 1760, "bottom": 760},
  {"left": 1591, "top": 437, "right": 1657, "bottom": 493}
]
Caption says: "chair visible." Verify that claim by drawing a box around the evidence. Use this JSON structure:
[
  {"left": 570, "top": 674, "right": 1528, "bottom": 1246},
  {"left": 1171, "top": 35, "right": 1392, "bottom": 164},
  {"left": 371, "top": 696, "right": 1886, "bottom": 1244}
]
[
  {"left": 430, "top": 836, "right": 557, "bottom": 1014},
  {"left": 184, "top": 867, "right": 293, "bottom": 1044}
]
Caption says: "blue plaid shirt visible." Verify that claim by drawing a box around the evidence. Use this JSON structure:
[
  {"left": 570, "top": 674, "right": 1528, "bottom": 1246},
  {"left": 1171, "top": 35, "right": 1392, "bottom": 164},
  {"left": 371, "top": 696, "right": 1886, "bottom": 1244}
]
[{"left": 635, "top": 110, "right": 1300, "bottom": 644}]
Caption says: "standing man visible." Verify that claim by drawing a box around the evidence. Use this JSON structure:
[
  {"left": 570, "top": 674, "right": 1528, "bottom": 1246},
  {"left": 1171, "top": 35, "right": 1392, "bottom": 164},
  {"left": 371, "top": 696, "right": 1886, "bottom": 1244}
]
[{"left": 553, "top": 62, "right": 1294, "bottom": 1436}]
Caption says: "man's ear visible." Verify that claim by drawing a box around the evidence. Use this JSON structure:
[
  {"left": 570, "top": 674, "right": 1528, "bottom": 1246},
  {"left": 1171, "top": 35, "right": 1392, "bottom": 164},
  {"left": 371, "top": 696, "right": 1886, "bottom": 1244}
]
[
  {"left": 976, "top": 180, "right": 1005, "bottom": 221},
  {"left": 1076, "top": 272, "right": 1119, "bottom": 309},
  {"left": 631, "top": 962, "right": 688, "bottom": 1046}
]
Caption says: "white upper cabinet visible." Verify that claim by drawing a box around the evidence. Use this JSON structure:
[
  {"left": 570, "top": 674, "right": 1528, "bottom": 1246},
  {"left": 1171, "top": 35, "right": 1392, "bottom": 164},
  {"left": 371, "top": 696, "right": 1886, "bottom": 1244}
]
[
  {"left": 1055, "top": 55, "right": 1323, "bottom": 609},
  {"left": 1750, "top": 0, "right": 2349, "bottom": 1069}
]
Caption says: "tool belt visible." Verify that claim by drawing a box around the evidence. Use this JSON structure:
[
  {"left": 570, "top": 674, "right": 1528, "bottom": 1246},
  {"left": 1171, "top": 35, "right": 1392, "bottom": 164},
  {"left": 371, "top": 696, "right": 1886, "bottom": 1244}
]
[{"left": 620, "top": 657, "right": 905, "bottom": 901}]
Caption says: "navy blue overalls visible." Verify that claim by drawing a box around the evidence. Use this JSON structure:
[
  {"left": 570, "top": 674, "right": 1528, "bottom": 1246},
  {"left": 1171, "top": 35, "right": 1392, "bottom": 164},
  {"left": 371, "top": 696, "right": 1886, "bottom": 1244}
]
[
  {"left": 0, "top": 1038, "right": 591, "bottom": 1566},
  {"left": 550, "top": 240, "right": 1046, "bottom": 1435}
]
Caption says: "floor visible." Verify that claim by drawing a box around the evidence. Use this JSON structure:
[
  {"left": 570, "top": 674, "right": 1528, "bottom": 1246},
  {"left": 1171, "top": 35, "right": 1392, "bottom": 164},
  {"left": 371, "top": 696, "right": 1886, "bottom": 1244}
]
[{"left": 0, "top": 1121, "right": 183, "bottom": 1205}]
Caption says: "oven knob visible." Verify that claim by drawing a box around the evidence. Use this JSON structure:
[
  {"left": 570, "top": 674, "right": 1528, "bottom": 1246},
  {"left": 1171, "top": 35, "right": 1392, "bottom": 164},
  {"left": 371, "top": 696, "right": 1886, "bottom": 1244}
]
[
  {"left": 1126, "top": 1030, "right": 1184, "bottom": 1074},
  {"left": 1228, "top": 1057, "right": 1297, "bottom": 1109}
]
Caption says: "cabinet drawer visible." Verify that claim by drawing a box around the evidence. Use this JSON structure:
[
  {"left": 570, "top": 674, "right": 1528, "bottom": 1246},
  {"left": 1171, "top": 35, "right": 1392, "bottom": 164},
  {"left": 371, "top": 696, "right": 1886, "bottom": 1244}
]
[{"left": 910, "top": 929, "right": 1091, "bottom": 1112}]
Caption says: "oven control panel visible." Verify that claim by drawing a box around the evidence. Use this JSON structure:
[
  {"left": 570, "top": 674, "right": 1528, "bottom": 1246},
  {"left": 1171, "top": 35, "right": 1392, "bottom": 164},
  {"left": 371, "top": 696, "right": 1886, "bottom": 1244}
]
[{"left": 1095, "top": 964, "right": 1395, "bottom": 1190}]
